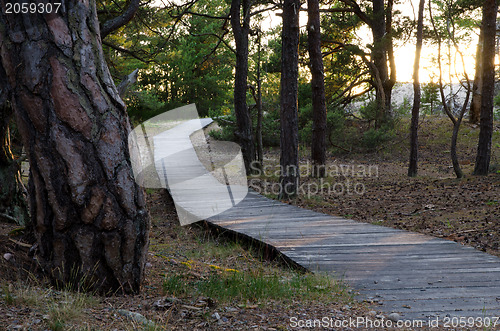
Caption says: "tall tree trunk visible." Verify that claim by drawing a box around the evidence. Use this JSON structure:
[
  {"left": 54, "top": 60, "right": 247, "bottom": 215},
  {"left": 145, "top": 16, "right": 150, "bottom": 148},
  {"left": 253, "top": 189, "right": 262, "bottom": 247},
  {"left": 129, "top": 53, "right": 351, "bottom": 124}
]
[
  {"left": 429, "top": 2, "right": 468, "bottom": 179},
  {"left": 470, "top": 23, "right": 484, "bottom": 124},
  {"left": 341, "top": 0, "right": 395, "bottom": 126},
  {"left": 371, "top": 0, "right": 390, "bottom": 126},
  {"left": 408, "top": 0, "right": 425, "bottom": 177},
  {"left": 231, "top": 0, "right": 255, "bottom": 174},
  {"left": 474, "top": 0, "right": 498, "bottom": 175},
  {"left": 307, "top": 0, "right": 327, "bottom": 178},
  {"left": 279, "top": 0, "right": 300, "bottom": 199},
  {"left": 256, "top": 31, "right": 264, "bottom": 171},
  {"left": 0, "top": 0, "right": 150, "bottom": 293},
  {"left": 384, "top": 0, "right": 396, "bottom": 113}
]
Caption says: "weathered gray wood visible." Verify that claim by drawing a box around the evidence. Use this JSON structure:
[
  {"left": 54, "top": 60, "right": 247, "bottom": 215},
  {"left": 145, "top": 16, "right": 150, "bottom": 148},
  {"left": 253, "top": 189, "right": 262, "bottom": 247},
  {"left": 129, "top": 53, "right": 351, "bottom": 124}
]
[
  {"left": 154, "top": 118, "right": 500, "bottom": 321},
  {"left": 209, "top": 194, "right": 500, "bottom": 319},
  {"left": 209, "top": 197, "right": 500, "bottom": 319}
]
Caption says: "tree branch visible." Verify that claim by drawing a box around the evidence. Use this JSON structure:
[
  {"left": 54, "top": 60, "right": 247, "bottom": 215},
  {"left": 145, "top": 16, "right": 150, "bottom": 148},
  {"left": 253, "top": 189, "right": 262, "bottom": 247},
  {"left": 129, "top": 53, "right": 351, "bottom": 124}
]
[
  {"left": 184, "top": 11, "right": 229, "bottom": 20},
  {"left": 317, "top": 8, "right": 355, "bottom": 13},
  {"left": 0, "top": 213, "right": 17, "bottom": 223},
  {"left": 336, "top": 0, "right": 371, "bottom": 25},
  {"left": 251, "top": 5, "right": 279, "bottom": 17},
  {"left": 191, "top": 31, "right": 236, "bottom": 54},
  {"left": 331, "top": 72, "right": 371, "bottom": 104},
  {"left": 100, "top": 0, "right": 141, "bottom": 39},
  {"left": 102, "top": 40, "right": 152, "bottom": 63},
  {"left": 117, "top": 69, "right": 139, "bottom": 97}
]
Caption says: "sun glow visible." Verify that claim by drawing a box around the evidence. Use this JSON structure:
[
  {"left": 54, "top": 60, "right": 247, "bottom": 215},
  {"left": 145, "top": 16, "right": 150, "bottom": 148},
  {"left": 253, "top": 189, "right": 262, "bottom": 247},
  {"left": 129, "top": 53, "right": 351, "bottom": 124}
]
[{"left": 394, "top": 39, "right": 479, "bottom": 84}]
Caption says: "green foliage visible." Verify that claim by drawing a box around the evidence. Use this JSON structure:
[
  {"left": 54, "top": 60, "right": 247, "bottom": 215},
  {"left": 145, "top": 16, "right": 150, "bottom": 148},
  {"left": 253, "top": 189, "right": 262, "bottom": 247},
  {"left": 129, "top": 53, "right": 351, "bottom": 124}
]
[
  {"left": 101, "top": 0, "right": 234, "bottom": 121},
  {"left": 493, "top": 94, "right": 500, "bottom": 121},
  {"left": 163, "top": 270, "right": 350, "bottom": 304},
  {"left": 299, "top": 103, "right": 345, "bottom": 146},
  {"left": 320, "top": 6, "right": 367, "bottom": 104},
  {"left": 263, "top": 34, "right": 282, "bottom": 74},
  {"left": 494, "top": 93, "right": 500, "bottom": 107},
  {"left": 2, "top": 285, "right": 14, "bottom": 305},
  {"left": 126, "top": 90, "right": 166, "bottom": 125},
  {"left": 209, "top": 106, "right": 281, "bottom": 147},
  {"left": 0, "top": 283, "right": 97, "bottom": 330},
  {"left": 298, "top": 79, "right": 313, "bottom": 109},
  {"left": 209, "top": 112, "right": 236, "bottom": 142},
  {"left": 48, "top": 320, "right": 65, "bottom": 331},
  {"left": 490, "top": 142, "right": 500, "bottom": 173},
  {"left": 260, "top": 108, "right": 281, "bottom": 147},
  {"left": 393, "top": 97, "right": 412, "bottom": 117},
  {"left": 362, "top": 125, "right": 396, "bottom": 149},
  {"left": 359, "top": 100, "right": 379, "bottom": 122},
  {"left": 422, "top": 81, "right": 441, "bottom": 115},
  {"left": 163, "top": 275, "right": 189, "bottom": 296},
  {"left": 196, "top": 272, "right": 286, "bottom": 302}
]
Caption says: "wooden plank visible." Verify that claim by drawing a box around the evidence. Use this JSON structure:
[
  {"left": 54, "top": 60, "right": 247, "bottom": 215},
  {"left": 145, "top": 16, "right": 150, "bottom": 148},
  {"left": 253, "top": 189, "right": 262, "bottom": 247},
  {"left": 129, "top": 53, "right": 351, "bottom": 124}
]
[
  {"left": 378, "top": 297, "right": 500, "bottom": 314},
  {"left": 289, "top": 260, "right": 500, "bottom": 273},
  {"left": 299, "top": 261, "right": 500, "bottom": 275},
  {"left": 217, "top": 221, "right": 403, "bottom": 232},
  {"left": 269, "top": 238, "right": 458, "bottom": 247},
  {"left": 363, "top": 286, "right": 500, "bottom": 300},
  {"left": 358, "top": 280, "right": 500, "bottom": 291},
  {"left": 280, "top": 250, "right": 486, "bottom": 260},
  {"left": 348, "top": 273, "right": 500, "bottom": 285}
]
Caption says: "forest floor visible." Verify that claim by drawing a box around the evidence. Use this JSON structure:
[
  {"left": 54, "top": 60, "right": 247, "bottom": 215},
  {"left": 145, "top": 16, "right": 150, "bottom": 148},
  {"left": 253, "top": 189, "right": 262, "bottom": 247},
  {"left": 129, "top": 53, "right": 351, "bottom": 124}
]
[
  {"left": 249, "top": 116, "right": 500, "bottom": 258},
  {"left": 0, "top": 191, "right": 381, "bottom": 330},
  {"left": 0, "top": 116, "right": 498, "bottom": 330}
]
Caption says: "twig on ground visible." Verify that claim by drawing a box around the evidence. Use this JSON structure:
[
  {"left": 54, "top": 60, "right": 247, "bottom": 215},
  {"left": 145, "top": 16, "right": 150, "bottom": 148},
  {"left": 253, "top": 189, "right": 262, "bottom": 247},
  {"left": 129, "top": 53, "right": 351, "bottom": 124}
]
[{"left": 0, "top": 213, "right": 17, "bottom": 222}]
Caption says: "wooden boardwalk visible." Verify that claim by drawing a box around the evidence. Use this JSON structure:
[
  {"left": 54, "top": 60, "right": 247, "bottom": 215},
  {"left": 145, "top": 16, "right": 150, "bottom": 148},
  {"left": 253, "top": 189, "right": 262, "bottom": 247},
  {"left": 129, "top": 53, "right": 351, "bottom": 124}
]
[
  {"left": 152, "top": 116, "right": 500, "bottom": 322},
  {"left": 207, "top": 193, "right": 500, "bottom": 320}
]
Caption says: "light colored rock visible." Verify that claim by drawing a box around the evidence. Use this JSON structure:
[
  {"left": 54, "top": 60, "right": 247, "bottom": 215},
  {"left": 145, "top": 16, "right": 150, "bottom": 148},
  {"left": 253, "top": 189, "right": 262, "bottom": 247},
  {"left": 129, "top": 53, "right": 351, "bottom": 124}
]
[
  {"left": 3, "top": 253, "right": 13, "bottom": 261},
  {"left": 388, "top": 313, "right": 401, "bottom": 322}
]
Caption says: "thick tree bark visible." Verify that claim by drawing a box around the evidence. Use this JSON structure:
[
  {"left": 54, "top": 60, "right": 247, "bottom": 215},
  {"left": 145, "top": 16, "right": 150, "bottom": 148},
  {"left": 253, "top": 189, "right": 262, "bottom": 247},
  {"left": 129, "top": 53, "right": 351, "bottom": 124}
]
[
  {"left": 279, "top": 0, "right": 300, "bottom": 199},
  {"left": 0, "top": 63, "right": 29, "bottom": 226},
  {"left": 469, "top": 24, "right": 483, "bottom": 124},
  {"left": 474, "top": 0, "right": 497, "bottom": 175},
  {"left": 307, "top": 0, "right": 327, "bottom": 178},
  {"left": 371, "top": 0, "right": 393, "bottom": 126},
  {"left": 408, "top": 0, "right": 425, "bottom": 177},
  {"left": 0, "top": 0, "right": 150, "bottom": 293},
  {"left": 231, "top": 0, "right": 255, "bottom": 174}
]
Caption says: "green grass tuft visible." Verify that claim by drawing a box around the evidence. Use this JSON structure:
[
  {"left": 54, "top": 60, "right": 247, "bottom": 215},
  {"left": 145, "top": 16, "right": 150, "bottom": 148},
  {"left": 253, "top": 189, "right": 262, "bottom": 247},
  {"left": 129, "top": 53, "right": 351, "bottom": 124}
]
[{"left": 163, "top": 269, "right": 352, "bottom": 304}]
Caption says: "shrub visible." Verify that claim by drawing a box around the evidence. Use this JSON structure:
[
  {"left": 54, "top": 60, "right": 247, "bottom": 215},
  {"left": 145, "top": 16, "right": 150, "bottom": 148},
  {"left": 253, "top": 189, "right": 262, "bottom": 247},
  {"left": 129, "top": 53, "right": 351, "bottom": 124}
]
[
  {"left": 209, "top": 106, "right": 281, "bottom": 147},
  {"left": 362, "top": 124, "right": 396, "bottom": 149},
  {"left": 298, "top": 103, "right": 345, "bottom": 147},
  {"left": 126, "top": 90, "right": 166, "bottom": 125}
]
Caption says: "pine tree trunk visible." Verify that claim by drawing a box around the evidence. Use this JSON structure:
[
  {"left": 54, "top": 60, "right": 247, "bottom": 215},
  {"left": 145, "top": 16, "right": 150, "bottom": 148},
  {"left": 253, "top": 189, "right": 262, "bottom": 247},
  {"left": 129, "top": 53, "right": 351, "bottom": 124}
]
[
  {"left": 231, "top": 0, "right": 255, "bottom": 174},
  {"left": 0, "top": 1, "right": 150, "bottom": 293},
  {"left": 408, "top": 0, "right": 425, "bottom": 177},
  {"left": 256, "top": 32, "right": 264, "bottom": 170},
  {"left": 307, "top": 0, "right": 327, "bottom": 178},
  {"left": 470, "top": 30, "right": 483, "bottom": 124},
  {"left": 474, "top": 0, "right": 497, "bottom": 175},
  {"left": 369, "top": 0, "right": 396, "bottom": 126},
  {"left": 384, "top": 0, "right": 396, "bottom": 114},
  {"left": 371, "top": 0, "right": 390, "bottom": 126},
  {"left": 279, "top": 0, "right": 300, "bottom": 199}
]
